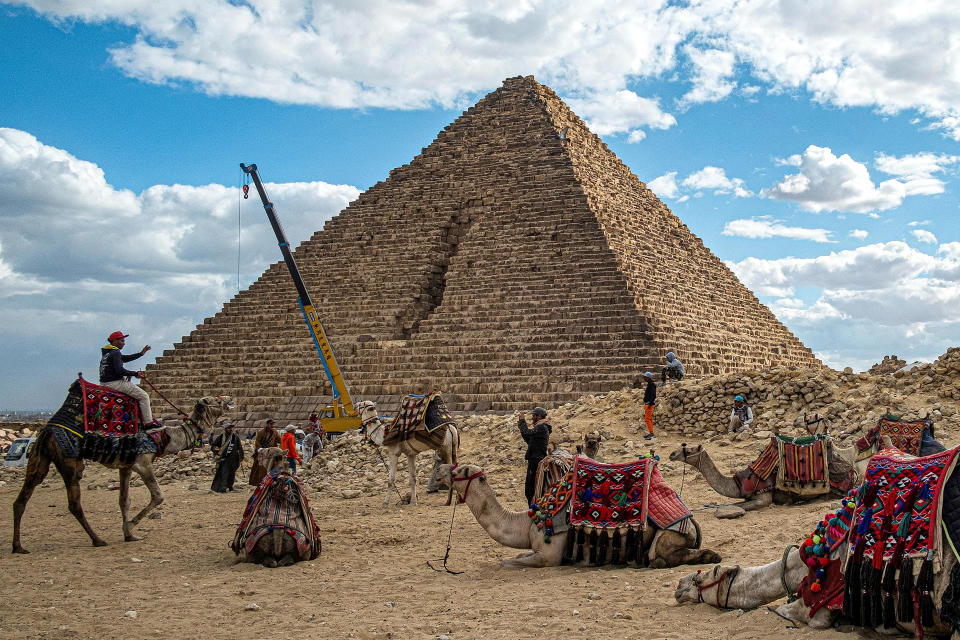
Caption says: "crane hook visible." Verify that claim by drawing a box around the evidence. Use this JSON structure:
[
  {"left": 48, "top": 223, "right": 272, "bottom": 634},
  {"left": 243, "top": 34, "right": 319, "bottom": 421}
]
[{"left": 242, "top": 184, "right": 250, "bottom": 199}]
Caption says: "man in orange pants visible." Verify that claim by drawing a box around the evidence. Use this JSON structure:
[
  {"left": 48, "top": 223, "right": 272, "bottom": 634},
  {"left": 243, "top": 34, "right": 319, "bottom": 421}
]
[{"left": 642, "top": 371, "right": 656, "bottom": 440}]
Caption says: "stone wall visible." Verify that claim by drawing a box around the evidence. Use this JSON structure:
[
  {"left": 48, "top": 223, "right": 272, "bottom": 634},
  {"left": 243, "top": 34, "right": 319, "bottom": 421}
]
[{"left": 145, "top": 76, "right": 819, "bottom": 428}]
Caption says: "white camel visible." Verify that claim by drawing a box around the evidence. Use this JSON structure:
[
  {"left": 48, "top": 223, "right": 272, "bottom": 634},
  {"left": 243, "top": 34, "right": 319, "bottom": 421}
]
[{"left": 357, "top": 399, "right": 459, "bottom": 507}]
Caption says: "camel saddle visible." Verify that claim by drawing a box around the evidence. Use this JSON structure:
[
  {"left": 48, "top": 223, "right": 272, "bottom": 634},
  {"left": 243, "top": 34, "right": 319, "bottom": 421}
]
[
  {"left": 857, "top": 414, "right": 933, "bottom": 458},
  {"left": 382, "top": 392, "right": 454, "bottom": 449},
  {"left": 232, "top": 470, "right": 321, "bottom": 560},
  {"left": 747, "top": 434, "right": 831, "bottom": 497}
]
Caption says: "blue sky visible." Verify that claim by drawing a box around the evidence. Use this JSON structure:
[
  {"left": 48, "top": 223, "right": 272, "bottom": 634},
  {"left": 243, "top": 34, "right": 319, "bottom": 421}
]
[{"left": 2, "top": 1, "right": 959, "bottom": 409}]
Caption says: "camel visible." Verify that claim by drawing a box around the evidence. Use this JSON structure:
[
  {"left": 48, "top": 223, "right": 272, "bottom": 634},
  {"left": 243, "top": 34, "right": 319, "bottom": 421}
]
[
  {"left": 434, "top": 462, "right": 722, "bottom": 569},
  {"left": 668, "top": 441, "right": 860, "bottom": 511},
  {"left": 357, "top": 399, "right": 459, "bottom": 507},
  {"left": 674, "top": 526, "right": 955, "bottom": 636},
  {"left": 12, "top": 385, "right": 232, "bottom": 553},
  {"left": 232, "top": 447, "right": 321, "bottom": 567}
]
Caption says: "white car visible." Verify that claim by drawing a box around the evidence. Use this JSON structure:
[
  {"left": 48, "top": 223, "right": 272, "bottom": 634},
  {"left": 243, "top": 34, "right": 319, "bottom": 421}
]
[{"left": 4, "top": 436, "right": 36, "bottom": 467}]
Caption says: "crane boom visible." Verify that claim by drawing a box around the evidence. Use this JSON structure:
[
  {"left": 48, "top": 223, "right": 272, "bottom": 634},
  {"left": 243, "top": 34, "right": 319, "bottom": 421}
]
[{"left": 240, "top": 163, "right": 360, "bottom": 432}]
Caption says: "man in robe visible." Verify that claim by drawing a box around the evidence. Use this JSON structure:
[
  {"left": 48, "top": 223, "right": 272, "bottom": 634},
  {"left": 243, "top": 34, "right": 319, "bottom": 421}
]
[
  {"left": 249, "top": 419, "right": 280, "bottom": 486},
  {"left": 211, "top": 422, "right": 244, "bottom": 492}
]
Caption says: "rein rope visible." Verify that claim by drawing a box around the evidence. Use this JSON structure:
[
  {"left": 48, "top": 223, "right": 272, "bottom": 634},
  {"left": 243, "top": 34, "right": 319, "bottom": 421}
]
[
  {"left": 697, "top": 566, "right": 740, "bottom": 609},
  {"left": 140, "top": 374, "right": 190, "bottom": 419},
  {"left": 781, "top": 544, "right": 800, "bottom": 603},
  {"left": 427, "top": 464, "right": 467, "bottom": 575},
  {"left": 679, "top": 443, "right": 688, "bottom": 499}
]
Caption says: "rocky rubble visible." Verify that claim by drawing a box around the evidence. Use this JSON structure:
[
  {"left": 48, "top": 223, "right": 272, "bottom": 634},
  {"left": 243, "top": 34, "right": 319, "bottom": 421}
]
[{"left": 869, "top": 355, "right": 907, "bottom": 375}]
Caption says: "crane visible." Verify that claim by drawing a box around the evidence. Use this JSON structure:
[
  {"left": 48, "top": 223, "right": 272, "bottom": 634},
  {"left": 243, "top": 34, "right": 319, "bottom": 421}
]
[{"left": 240, "top": 163, "right": 361, "bottom": 433}]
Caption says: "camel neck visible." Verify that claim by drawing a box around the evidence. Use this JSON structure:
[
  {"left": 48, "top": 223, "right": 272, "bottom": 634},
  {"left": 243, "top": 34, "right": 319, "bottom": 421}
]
[
  {"left": 461, "top": 481, "right": 533, "bottom": 549},
  {"left": 716, "top": 551, "right": 806, "bottom": 609},
  {"left": 688, "top": 450, "right": 743, "bottom": 498}
]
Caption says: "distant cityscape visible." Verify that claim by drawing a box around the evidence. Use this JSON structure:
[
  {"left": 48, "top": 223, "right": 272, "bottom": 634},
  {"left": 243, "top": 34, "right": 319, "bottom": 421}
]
[{"left": 0, "top": 410, "right": 52, "bottom": 423}]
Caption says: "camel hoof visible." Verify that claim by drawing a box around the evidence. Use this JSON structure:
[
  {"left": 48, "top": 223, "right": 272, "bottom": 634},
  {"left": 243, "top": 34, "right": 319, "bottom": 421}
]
[
  {"left": 12, "top": 546, "right": 29, "bottom": 554},
  {"left": 124, "top": 534, "right": 143, "bottom": 542},
  {"left": 649, "top": 558, "right": 667, "bottom": 569},
  {"left": 92, "top": 539, "right": 108, "bottom": 547},
  {"left": 703, "top": 551, "right": 722, "bottom": 564},
  {"left": 262, "top": 557, "right": 278, "bottom": 568}
]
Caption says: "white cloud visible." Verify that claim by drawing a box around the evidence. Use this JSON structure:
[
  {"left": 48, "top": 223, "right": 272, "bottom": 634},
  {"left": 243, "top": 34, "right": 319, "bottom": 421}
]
[
  {"left": 680, "top": 46, "right": 737, "bottom": 105},
  {"left": 722, "top": 216, "right": 833, "bottom": 243},
  {"left": 647, "top": 171, "right": 679, "bottom": 199},
  {"left": 849, "top": 229, "right": 868, "bottom": 239},
  {"left": 875, "top": 152, "right": 959, "bottom": 181},
  {"left": 682, "top": 166, "right": 753, "bottom": 197},
  {"left": 568, "top": 90, "right": 676, "bottom": 141},
  {"left": 760, "top": 145, "right": 934, "bottom": 213},
  {"left": 13, "top": 1, "right": 960, "bottom": 140},
  {"left": 912, "top": 229, "right": 938, "bottom": 244},
  {"left": 908, "top": 220, "right": 931, "bottom": 227},
  {"left": 0, "top": 128, "right": 359, "bottom": 401}
]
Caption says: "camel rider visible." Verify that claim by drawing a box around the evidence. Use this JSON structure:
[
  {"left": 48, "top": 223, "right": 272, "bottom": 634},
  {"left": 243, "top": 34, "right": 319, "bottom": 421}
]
[
  {"left": 661, "top": 351, "right": 684, "bottom": 384},
  {"left": 518, "top": 407, "right": 552, "bottom": 505},
  {"left": 730, "top": 395, "right": 753, "bottom": 432},
  {"left": 99, "top": 330, "right": 158, "bottom": 427}
]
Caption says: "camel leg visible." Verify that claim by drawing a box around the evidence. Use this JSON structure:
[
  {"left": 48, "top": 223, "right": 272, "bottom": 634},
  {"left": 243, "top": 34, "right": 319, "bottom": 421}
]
[
  {"left": 731, "top": 491, "right": 774, "bottom": 511},
  {"left": 649, "top": 531, "right": 722, "bottom": 568},
  {"left": 127, "top": 461, "right": 164, "bottom": 529},
  {"left": 382, "top": 453, "right": 398, "bottom": 508},
  {"left": 57, "top": 459, "right": 107, "bottom": 548},
  {"left": 501, "top": 551, "right": 550, "bottom": 568},
  {"left": 425, "top": 453, "right": 443, "bottom": 493},
  {"left": 118, "top": 466, "right": 138, "bottom": 542},
  {"left": 12, "top": 451, "right": 52, "bottom": 554},
  {"left": 407, "top": 454, "right": 418, "bottom": 505}
]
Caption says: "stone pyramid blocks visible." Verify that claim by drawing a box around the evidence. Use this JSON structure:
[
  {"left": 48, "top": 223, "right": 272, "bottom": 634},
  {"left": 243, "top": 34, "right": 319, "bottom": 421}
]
[{"left": 145, "top": 76, "right": 818, "bottom": 427}]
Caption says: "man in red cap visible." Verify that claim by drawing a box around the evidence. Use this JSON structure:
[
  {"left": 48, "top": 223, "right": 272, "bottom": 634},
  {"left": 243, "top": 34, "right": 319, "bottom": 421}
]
[{"left": 99, "top": 330, "right": 156, "bottom": 427}]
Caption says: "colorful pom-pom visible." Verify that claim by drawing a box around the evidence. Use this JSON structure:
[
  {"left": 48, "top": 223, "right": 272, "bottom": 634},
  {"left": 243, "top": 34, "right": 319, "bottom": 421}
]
[
  {"left": 819, "top": 557, "right": 830, "bottom": 566},
  {"left": 810, "top": 582, "right": 821, "bottom": 593}
]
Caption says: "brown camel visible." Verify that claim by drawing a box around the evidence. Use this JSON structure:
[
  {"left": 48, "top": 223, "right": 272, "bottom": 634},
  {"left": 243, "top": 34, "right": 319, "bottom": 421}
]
[
  {"left": 12, "top": 389, "right": 232, "bottom": 553},
  {"left": 434, "top": 462, "right": 721, "bottom": 569},
  {"left": 232, "top": 447, "right": 321, "bottom": 567},
  {"left": 668, "top": 441, "right": 859, "bottom": 511}
]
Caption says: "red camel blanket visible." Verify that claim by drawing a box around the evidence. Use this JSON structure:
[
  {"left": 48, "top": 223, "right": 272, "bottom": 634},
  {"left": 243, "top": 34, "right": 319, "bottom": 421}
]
[
  {"left": 848, "top": 446, "right": 958, "bottom": 565},
  {"left": 856, "top": 416, "right": 930, "bottom": 457},
  {"left": 232, "top": 471, "right": 321, "bottom": 560},
  {"left": 80, "top": 377, "right": 140, "bottom": 435}
]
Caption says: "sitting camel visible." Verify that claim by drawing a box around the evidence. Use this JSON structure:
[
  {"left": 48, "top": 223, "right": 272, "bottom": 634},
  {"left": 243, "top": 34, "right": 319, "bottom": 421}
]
[
  {"left": 13, "top": 384, "right": 232, "bottom": 553},
  {"left": 357, "top": 398, "right": 459, "bottom": 507},
  {"left": 674, "top": 516, "right": 956, "bottom": 636},
  {"left": 435, "top": 462, "right": 721, "bottom": 569},
  {"left": 231, "top": 447, "right": 322, "bottom": 567},
  {"left": 668, "top": 440, "right": 860, "bottom": 511}
]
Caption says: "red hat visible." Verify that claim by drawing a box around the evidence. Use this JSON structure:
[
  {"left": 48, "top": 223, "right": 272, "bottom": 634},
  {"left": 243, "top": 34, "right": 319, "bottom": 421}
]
[{"left": 108, "top": 331, "right": 129, "bottom": 341}]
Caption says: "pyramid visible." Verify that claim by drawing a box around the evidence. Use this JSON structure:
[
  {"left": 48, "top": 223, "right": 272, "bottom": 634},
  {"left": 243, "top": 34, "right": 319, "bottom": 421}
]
[{"left": 145, "top": 76, "right": 819, "bottom": 427}]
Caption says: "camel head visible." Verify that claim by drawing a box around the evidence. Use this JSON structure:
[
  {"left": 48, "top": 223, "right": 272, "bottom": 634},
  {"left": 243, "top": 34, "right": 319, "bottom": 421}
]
[
  {"left": 256, "top": 447, "right": 286, "bottom": 474},
  {"left": 583, "top": 433, "right": 602, "bottom": 459},
  {"left": 356, "top": 400, "right": 385, "bottom": 446},
  {"left": 193, "top": 395, "right": 235, "bottom": 430},
  {"left": 674, "top": 564, "right": 737, "bottom": 604},
  {"left": 668, "top": 443, "right": 703, "bottom": 465},
  {"left": 434, "top": 462, "right": 487, "bottom": 506}
]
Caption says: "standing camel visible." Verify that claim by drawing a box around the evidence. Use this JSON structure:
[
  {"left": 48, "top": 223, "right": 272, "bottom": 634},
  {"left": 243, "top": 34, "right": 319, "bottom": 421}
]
[
  {"left": 434, "top": 462, "right": 721, "bottom": 569},
  {"left": 12, "top": 383, "right": 232, "bottom": 553},
  {"left": 357, "top": 399, "right": 459, "bottom": 507}
]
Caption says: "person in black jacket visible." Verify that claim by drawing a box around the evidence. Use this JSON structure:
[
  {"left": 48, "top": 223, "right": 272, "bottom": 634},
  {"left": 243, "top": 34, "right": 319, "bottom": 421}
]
[
  {"left": 642, "top": 371, "right": 656, "bottom": 440},
  {"left": 99, "top": 330, "right": 156, "bottom": 427},
  {"left": 518, "top": 406, "right": 552, "bottom": 505}
]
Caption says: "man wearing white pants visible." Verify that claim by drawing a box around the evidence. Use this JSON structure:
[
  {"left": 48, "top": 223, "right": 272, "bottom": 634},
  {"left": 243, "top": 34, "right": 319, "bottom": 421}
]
[{"left": 99, "top": 330, "right": 156, "bottom": 427}]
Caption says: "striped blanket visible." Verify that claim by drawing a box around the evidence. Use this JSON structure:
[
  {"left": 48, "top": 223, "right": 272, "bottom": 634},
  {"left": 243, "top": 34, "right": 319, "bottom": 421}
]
[
  {"left": 383, "top": 392, "right": 455, "bottom": 449},
  {"left": 749, "top": 434, "right": 830, "bottom": 497},
  {"left": 232, "top": 471, "right": 321, "bottom": 560}
]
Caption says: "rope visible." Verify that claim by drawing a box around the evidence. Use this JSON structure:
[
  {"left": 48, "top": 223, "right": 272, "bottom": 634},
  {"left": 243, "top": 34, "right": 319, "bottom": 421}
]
[
  {"left": 427, "top": 494, "right": 464, "bottom": 575},
  {"left": 140, "top": 374, "right": 189, "bottom": 418},
  {"left": 781, "top": 544, "right": 801, "bottom": 602}
]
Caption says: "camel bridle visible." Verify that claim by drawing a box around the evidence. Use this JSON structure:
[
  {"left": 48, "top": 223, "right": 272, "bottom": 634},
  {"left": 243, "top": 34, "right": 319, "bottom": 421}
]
[
  {"left": 450, "top": 464, "right": 485, "bottom": 504},
  {"left": 695, "top": 565, "right": 740, "bottom": 609}
]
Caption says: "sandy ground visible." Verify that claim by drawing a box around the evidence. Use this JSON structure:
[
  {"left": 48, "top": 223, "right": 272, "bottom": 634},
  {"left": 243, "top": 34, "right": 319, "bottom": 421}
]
[{"left": 0, "top": 427, "right": 880, "bottom": 640}]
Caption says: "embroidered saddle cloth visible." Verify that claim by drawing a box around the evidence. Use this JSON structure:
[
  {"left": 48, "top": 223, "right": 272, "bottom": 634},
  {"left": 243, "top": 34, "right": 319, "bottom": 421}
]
[
  {"left": 80, "top": 376, "right": 140, "bottom": 435},
  {"left": 748, "top": 435, "right": 830, "bottom": 497},
  {"left": 232, "top": 470, "right": 321, "bottom": 560},
  {"left": 857, "top": 415, "right": 931, "bottom": 458},
  {"left": 847, "top": 446, "right": 958, "bottom": 568},
  {"left": 383, "top": 392, "right": 454, "bottom": 449}
]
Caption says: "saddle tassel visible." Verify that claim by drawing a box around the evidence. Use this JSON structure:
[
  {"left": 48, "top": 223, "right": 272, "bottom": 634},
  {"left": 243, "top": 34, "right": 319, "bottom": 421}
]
[
  {"left": 611, "top": 528, "right": 623, "bottom": 565},
  {"left": 624, "top": 526, "right": 637, "bottom": 563},
  {"left": 597, "top": 529, "right": 609, "bottom": 566},
  {"left": 575, "top": 527, "right": 585, "bottom": 564},
  {"left": 894, "top": 483, "right": 922, "bottom": 623},
  {"left": 563, "top": 526, "right": 576, "bottom": 564},
  {"left": 917, "top": 550, "right": 935, "bottom": 628},
  {"left": 588, "top": 530, "right": 599, "bottom": 565},
  {"left": 869, "top": 498, "right": 895, "bottom": 628},
  {"left": 845, "top": 482, "right": 879, "bottom": 624}
]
